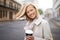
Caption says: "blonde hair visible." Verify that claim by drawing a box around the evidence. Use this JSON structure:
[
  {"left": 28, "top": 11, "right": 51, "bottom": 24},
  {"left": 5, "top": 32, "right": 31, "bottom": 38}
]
[{"left": 18, "top": 3, "right": 40, "bottom": 21}]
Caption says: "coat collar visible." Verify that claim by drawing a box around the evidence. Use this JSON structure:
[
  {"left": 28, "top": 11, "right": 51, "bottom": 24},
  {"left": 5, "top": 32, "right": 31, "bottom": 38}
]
[{"left": 34, "top": 16, "right": 42, "bottom": 25}]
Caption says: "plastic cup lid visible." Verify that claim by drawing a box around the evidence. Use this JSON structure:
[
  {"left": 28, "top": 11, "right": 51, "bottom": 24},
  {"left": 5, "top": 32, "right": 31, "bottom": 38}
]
[{"left": 25, "top": 30, "right": 33, "bottom": 34}]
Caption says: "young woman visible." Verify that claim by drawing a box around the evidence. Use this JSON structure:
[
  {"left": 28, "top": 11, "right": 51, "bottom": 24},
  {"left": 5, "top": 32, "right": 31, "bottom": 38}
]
[{"left": 18, "top": 3, "right": 52, "bottom": 40}]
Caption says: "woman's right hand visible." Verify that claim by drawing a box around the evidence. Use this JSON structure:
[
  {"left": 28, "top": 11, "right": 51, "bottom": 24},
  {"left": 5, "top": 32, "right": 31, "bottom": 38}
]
[{"left": 26, "top": 36, "right": 34, "bottom": 40}]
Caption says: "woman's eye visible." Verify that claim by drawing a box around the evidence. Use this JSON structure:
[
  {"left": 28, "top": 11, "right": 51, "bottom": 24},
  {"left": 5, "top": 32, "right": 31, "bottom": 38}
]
[{"left": 27, "top": 9, "right": 33, "bottom": 13}]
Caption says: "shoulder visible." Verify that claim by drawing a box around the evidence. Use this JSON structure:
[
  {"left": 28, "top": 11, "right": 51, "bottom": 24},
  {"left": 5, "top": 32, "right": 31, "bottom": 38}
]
[
  {"left": 34, "top": 16, "right": 49, "bottom": 26},
  {"left": 41, "top": 19, "right": 50, "bottom": 29},
  {"left": 38, "top": 18, "right": 50, "bottom": 27}
]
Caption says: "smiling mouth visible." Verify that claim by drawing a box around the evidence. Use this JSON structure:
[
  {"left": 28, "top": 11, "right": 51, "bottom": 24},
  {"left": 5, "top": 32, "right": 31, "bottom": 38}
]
[
  {"left": 30, "top": 14, "right": 35, "bottom": 18},
  {"left": 30, "top": 13, "right": 35, "bottom": 16}
]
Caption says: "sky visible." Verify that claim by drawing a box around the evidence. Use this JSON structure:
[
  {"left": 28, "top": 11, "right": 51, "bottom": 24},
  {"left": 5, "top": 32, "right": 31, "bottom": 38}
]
[
  {"left": 15, "top": 0, "right": 53, "bottom": 11},
  {"left": 37, "top": 0, "right": 53, "bottom": 11}
]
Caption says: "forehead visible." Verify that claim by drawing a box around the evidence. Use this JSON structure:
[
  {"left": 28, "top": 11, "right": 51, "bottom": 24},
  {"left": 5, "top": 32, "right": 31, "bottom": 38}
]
[{"left": 26, "top": 5, "right": 35, "bottom": 10}]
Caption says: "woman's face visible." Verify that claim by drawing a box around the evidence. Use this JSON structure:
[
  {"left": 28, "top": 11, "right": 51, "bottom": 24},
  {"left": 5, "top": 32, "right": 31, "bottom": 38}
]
[{"left": 26, "top": 5, "right": 37, "bottom": 20}]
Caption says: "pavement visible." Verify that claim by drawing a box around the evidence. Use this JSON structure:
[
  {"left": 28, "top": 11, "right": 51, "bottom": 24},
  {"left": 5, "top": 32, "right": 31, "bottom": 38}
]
[
  {"left": 45, "top": 16, "right": 60, "bottom": 27},
  {"left": 48, "top": 17, "right": 60, "bottom": 40},
  {"left": 50, "top": 17, "right": 60, "bottom": 27}
]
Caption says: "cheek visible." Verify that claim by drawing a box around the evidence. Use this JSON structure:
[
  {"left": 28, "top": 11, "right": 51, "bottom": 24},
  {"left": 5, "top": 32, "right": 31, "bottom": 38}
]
[
  {"left": 30, "top": 10, "right": 37, "bottom": 17},
  {"left": 26, "top": 11, "right": 30, "bottom": 17},
  {"left": 33, "top": 10, "right": 37, "bottom": 16},
  {"left": 27, "top": 13, "right": 30, "bottom": 16}
]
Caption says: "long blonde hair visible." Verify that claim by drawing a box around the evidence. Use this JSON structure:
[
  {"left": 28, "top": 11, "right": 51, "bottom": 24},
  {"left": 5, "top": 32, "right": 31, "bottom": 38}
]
[{"left": 17, "top": 3, "right": 40, "bottom": 21}]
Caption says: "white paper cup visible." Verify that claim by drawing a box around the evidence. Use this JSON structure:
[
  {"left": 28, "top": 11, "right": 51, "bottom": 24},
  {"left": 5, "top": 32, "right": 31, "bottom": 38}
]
[{"left": 25, "top": 30, "right": 33, "bottom": 36}]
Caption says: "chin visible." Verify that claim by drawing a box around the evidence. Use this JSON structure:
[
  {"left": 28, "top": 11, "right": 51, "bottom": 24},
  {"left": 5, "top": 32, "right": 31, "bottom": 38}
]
[{"left": 30, "top": 17, "right": 36, "bottom": 19}]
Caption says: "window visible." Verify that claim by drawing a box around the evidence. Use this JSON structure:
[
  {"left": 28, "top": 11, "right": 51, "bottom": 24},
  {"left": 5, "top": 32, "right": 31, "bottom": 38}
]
[
  {"left": 3, "top": 9, "right": 7, "bottom": 17},
  {"left": 0, "top": 9, "right": 2, "bottom": 18},
  {"left": 9, "top": 11, "right": 13, "bottom": 19},
  {"left": 4, "top": 0, "right": 6, "bottom": 6},
  {"left": 9, "top": 2, "right": 13, "bottom": 8},
  {"left": 14, "top": 4, "right": 16, "bottom": 9}
]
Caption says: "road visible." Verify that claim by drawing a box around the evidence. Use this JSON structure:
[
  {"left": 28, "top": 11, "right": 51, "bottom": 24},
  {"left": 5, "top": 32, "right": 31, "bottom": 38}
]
[
  {"left": 49, "top": 19, "right": 60, "bottom": 40},
  {"left": 0, "top": 20, "right": 27, "bottom": 40}
]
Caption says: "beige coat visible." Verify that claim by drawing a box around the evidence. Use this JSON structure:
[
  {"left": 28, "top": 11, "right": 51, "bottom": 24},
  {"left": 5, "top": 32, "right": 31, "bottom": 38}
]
[{"left": 24, "top": 16, "right": 51, "bottom": 40}]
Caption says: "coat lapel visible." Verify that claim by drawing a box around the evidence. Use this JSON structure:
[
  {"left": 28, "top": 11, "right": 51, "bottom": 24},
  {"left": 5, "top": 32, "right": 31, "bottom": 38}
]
[{"left": 34, "top": 16, "right": 42, "bottom": 26}]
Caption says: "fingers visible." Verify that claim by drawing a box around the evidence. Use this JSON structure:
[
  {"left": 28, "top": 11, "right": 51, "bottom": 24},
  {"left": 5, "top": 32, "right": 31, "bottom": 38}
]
[
  {"left": 26, "top": 36, "right": 31, "bottom": 40},
  {"left": 26, "top": 36, "right": 34, "bottom": 40}
]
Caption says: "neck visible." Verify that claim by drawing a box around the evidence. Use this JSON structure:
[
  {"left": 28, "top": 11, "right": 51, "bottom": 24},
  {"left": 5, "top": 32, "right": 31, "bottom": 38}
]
[{"left": 27, "top": 18, "right": 34, "bottom": 22}]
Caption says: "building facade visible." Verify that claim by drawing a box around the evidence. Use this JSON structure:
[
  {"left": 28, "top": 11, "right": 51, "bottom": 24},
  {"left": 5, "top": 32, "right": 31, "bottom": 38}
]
[
  {"left": 0, "top": 0, "right": 21, "bottom": 21},
  {"left": 53, "top": 0, "right": 60, "bottom": 17}
]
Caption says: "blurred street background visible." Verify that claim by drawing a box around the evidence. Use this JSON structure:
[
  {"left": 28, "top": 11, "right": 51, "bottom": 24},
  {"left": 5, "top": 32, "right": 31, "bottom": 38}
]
[{"left": 0, "top": 0, "right": 60, "bottom": 40}]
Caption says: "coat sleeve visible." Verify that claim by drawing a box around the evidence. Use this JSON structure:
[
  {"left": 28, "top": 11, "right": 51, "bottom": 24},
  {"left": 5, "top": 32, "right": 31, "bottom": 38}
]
[
  {"left": 34, "top": 36, "right": 46, "bottom": 40},
  {"left": 42, "top": 20, "right": 51, "bottom": 40},
  {"left": 33, "top": 21, "right": 51, "bottom": 40}
]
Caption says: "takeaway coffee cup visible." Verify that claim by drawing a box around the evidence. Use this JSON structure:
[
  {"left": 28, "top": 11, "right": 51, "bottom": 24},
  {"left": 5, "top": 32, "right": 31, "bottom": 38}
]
[{"left": 25, "top": 30, "right": 33, "bottom": 36}]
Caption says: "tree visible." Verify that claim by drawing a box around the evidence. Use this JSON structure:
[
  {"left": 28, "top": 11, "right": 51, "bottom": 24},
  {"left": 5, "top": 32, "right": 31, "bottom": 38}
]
[{"left": 38, "top": 9, "right": 43, "bottom": 15}]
